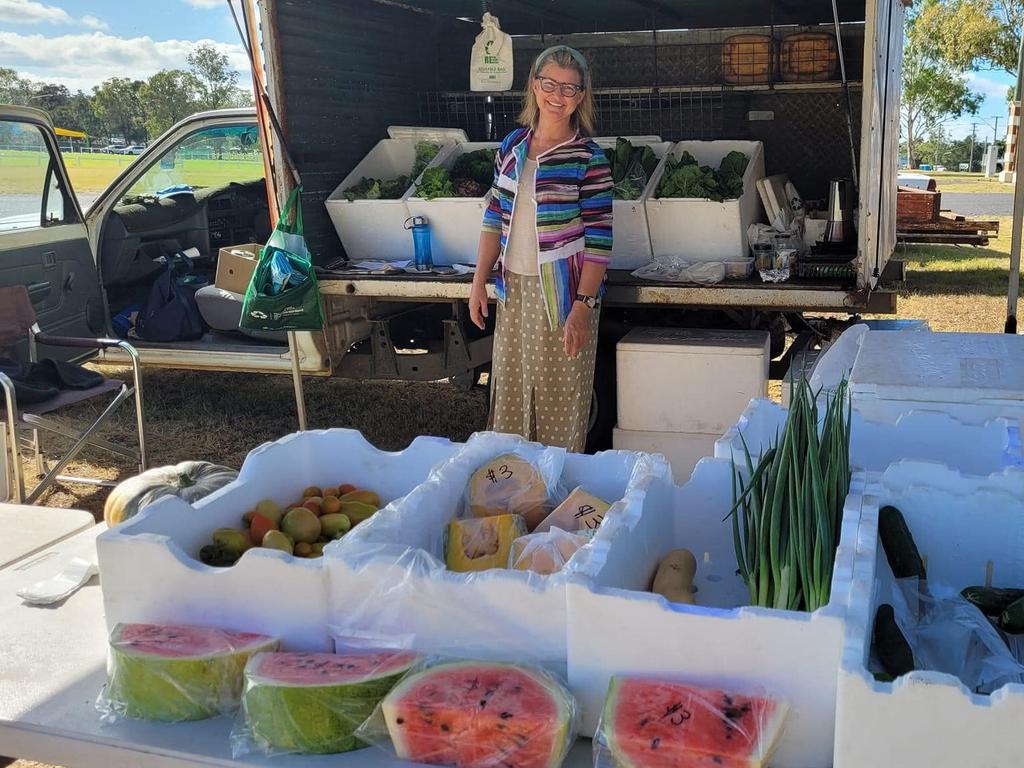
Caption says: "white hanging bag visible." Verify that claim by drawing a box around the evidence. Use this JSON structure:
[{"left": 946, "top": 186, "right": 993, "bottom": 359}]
[{"left": 470, "top": 12, "right": 513, "bottom": 91}]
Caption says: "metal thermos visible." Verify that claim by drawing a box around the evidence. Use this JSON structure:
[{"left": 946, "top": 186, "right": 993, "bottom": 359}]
[
  {"left": 405, "top": 215, "right": 433, "bottom": 271},
  {"left": 823, "top": 178, "right": 854, "bottom": 246}
]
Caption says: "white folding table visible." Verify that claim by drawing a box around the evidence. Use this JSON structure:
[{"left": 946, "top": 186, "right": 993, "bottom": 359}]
[
  {"left": 0, "top": 502, "right": 95, "bottom": 570},
  {"left": 0, "top": 525, "right": 593, "bottom": 767}
]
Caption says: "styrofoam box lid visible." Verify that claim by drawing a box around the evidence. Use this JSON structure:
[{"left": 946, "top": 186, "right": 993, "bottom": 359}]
[
  {"left": 594, "top": 135, "right": 663, "bottom": 144},
  {"left": 386, "top": 125, "right": 468, "bottom": 142},
  {"left": 851, "top": 331, "right": 1024, "bottom": 403},
  {"left": 617, "top": 327, "right": 770, "bottom": 356}
]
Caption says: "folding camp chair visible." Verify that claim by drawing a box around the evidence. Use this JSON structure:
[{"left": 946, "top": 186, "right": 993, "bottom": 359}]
[{"left": 0, "top": 285, "right": 146, "bottom": 504}]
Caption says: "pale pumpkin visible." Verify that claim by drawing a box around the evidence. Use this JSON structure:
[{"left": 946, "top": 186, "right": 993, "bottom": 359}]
[{"left": 103, "top": 461, "right": 238, "bottom": 527}]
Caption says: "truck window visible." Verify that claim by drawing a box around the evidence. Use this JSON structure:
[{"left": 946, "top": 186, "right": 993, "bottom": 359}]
[
  {"left": 122, "top": 124, "right": 263, "bottom": 201},
  {"left": 0, "top": 121, "right": 51, "bottom": 232}
]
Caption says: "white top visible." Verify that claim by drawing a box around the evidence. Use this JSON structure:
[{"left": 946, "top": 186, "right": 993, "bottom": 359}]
[
  {"left": 503, "top": 157, "right": 539, "bottom": 276},
  {"left": 617, "top": 327, "right": 771, "bottom": 356}
]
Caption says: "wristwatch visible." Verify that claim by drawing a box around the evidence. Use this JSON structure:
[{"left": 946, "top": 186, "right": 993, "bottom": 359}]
[{"left": 575, "top": 293, "right": 599, "bottom": 309}]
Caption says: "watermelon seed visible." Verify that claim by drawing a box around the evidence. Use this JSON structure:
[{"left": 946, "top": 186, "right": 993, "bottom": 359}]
[
  {"left": 651, "top": 737, "right": 661, "bottom": 750},
  {"left": 713, "top": 757, "right": 724, "bottom": 765},
  {"left": 500, "top": 712, "right": 513, "bottom": 719},
  {"left": 480, "top": 700, "right": 488, "bottom": 708},
  {"left": 395, "top": 718, "right": 404, "bottom": 725},
  {"left": 441, "top": 724, "right": 450, "bottom": 732}
]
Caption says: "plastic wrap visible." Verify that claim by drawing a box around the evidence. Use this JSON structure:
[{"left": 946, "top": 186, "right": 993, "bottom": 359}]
[
  {"left": 593, "top": 677, "right": 789, "bottom": 768},
  {"left": 631, "top": 259, "right": 726, "bottom": 285},
  {"left": 356, "top": 657, "right": 577, "bottom": 768},
  {"left": 510, "top": 527, "right": 589, "bottom": 575},
  {"left": 466, "top": 448, "right": 565, "bottom": 530},
  {"left": 230, "top": 649, "right": 420, "bottom": 757},
  {"left": 534, "top": 485, "right": 611, "bottom": 535},
  {"left": 886, "top": 578, "right": 1024, "bottom": 694},
  {"left": 96, "top": 622, "right": 279, "bottom": 723}
]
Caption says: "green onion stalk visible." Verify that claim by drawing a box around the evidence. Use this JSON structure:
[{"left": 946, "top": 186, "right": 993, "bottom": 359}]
[{"left": 728, "top": 377, "right": 852, "bottom": 612}]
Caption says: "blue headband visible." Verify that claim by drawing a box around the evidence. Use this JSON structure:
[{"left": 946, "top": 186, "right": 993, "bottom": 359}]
[{"left": 534, "top": 45, "right": 589, "bottom": 82}]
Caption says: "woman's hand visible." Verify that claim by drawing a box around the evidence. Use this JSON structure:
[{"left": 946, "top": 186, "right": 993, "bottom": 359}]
[
  {"left": 469, "top": 281, "right": 489, "bottom": 330},
  {"left": 562, "top": 303, "right": 592, "bottom": 358}
]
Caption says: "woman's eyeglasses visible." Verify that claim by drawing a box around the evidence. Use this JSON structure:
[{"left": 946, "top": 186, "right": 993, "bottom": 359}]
[{"left": 534, "top": 75, "right": 584, "bottom": 98}]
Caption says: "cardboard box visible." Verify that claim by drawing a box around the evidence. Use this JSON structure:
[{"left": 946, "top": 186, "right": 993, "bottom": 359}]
[{"left": 215, "top": 243, "right": 261, "bottom": 294}]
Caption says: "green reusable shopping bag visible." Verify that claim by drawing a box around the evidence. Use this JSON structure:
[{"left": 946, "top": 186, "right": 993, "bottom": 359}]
[{"left": 239, "top": 186, "right": 324, "bottom": 332}]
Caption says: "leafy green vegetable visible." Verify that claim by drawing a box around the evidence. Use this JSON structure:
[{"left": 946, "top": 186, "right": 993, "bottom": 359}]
[
  {"left": 450, "top": 148, "right": 497, "bottom": 188},
  {"left": 416, "top": 166, "right": 456, "bottom": 200},
  {"left": 343, "top": 175, "right": 410, "bottom": 201},
  {"left": 605, "top": 138, "right": 661, "bottom": 200},
  {"left": 412, "top": 141, "right": 441, "bottom": 180},
  {"left": 657, "top": 150, "right": 749, "bottom": 202}
]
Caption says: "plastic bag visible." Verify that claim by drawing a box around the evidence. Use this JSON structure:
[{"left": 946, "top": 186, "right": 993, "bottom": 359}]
[
  {"left": 888, "top": 578, "right": 1024, "bottom": 694},
  {"left": 631, "top": 259, "right": 726, "bottom": 285},
  {"left": 229, "top": 648, "right": 421, "bottom": 757},
  {"left": 593, "top": 676, "right": 789, "bottom": 768},
  {"left": 509, "top": 527, "right": 589, "bottom": 574},
  {"left": 240, "top": 186, "right": 324, "bottom": 332},
  {"left": 470, "top": 12, "right": 513, "bottom": 91},
  {"left": 96, "top": 622, "right": 279, "bottom": 724},
  {"left": 464, "top": 438, "right": 567, "bottom": 530},
  {"left": 356, "top": 656, "right": 577, "bottom": 768},
  {"left": 534, "top": 484, "right": 612, "bottom": 535}
]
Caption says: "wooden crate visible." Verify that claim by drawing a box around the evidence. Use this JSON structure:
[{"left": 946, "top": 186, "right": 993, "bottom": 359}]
[{"left": 896, "top": 186, "right": 941, "bottom": 222}]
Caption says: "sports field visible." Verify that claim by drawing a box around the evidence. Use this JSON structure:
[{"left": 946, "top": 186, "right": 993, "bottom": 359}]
[{"left": 0, "top": 149, "right": 264, "bottom": 198}]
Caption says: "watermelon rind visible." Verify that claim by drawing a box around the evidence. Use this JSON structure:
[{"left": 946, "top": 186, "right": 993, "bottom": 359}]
[
  {"left": 103, "top": 623, "right": 279, "bottom": 722},
  {"left": 601, "top": 677, "right": 790, "bottom": 768},
  {"left": 382, "top": 660, "right": 575, "bottom": 768},
  {"left": 243, "top": 651, "right": 419, "bottom": 754}
]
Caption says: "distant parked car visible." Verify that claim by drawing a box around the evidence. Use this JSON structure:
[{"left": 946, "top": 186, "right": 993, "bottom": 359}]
[
  {"left": 100, "top": 144, "right": 125, "bottom": 153},
  {"left": 958, "top": 163, "right": 970, "bottom": 172},
  {"left": 120, "top": 144, "right": 146, "bottom": 155}
]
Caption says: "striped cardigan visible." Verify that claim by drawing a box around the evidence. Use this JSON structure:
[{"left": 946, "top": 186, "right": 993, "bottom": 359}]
[{"left": 481, "top": 127, "right": 613, "bottom": 329}]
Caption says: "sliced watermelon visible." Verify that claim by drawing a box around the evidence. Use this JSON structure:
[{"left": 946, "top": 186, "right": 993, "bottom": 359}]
[
  {"left": 382, "top": 660, "right": 574, "bottom": 768},
  {"left": 243, "top": 650, "right": 419, "bottom": 754},
  {"left": 104, "top": 623, "right": 279, "bottom": 721},
  {"left": 601, "top": 677, "right": 788, "bottom": 768}
]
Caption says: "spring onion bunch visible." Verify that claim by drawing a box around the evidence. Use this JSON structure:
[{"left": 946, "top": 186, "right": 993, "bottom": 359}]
[{"left": 729, "top": 377, "right": 852, "bottom": 612}]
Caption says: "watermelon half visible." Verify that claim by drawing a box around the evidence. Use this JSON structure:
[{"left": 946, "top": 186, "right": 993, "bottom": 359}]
[
  {"left": 104, "top": 623, "right": 279, "bottom": 721},
  {"left": 601, "top": 677, "right": 789, "bottom": 768},
  {"left": 242, "top": 650, "right": 420, "bottom": 754},
  {"left": 382, "top": 660, "right": 575, "bottom": 768}
]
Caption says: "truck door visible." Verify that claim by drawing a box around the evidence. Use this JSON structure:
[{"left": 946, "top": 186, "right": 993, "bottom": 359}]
[{"left": 0, "top": 107, "right": 105, "bottom": 358}]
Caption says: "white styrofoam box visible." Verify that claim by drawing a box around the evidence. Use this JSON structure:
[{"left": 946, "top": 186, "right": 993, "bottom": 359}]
[
  {"left": 616, "top": 327, "right": 769, "bottom": 433},
  {"left": 851, "top": 331, "right": 1024, "bottom": 426},
  {"left": 594, "top": 138, "right": 672, "bottom": 269},
  {"left": 717, "top": 398, "right": 1022, "bottom": 476},
  {"left": 646, "top": 140, "right": 766, "bottom": 261},
  {"left": 325, "top": 431, "right": 673, "bottom": 667},
  {"left": 325, "top": 127, "right": 466, "bottom": 262},
  {"left": 613, "top": 426, "right": 717, "bottom": 484},
  {"left": 96, "top": 430, "right": 459, "bottom": 651},
  {"left": 567, "top": 457, "right": 873, "bottom": 767},
  {"left": 835, "top": 462, "right": 1024, "bottom": 768},
  {"left": 405, "top": 141, "right": 501, "bottom": 266}
]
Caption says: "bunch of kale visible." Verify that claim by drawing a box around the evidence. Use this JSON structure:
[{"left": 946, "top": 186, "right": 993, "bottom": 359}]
[
  {"left": 416, "top": 147, "right": 497, "bottom": 200},
  {"left": 656, "top": 150, "right": 749, "bottom": 202},
  {"left": 605, "top": 137, "right": 660, "bottom": 200},
  {"left": 342, "top": 141, "right": 441, "bottom": 201}
]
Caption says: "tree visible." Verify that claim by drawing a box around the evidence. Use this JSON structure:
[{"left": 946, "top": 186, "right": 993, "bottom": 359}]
[
  {"left": 140, "top": 70, "right": 202, "bottom": 137},
  {"left": 92, "top": 77, "right": 146, "bottom": 143},
  {"left": 901, "top": 40, "right": 983, "bottom": 168},
  {"left": 0, "top": 67, "right": 34, "bottom": 105},
  {"left": 915, "top": 0, "right": 1023, "bottom": 76},
  {"left": 187, "top": 43, "right": 251, "bottom": 111}
]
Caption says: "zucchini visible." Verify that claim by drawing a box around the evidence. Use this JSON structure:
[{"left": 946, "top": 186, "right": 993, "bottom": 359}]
[
  {"left": 878, "top": 505, "right": 926, "bottom": 580},
  {"left": 961, "top": 586, "right": 1024, "bottom": 617},
  {"left": 1000, "top": 595, "right": 1024, "bottom": 633},
  {"left": 873, "top": 603, "right": 915, "bottom": 678}
]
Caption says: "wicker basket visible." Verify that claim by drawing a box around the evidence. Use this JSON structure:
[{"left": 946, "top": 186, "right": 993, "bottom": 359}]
[
  {"left": 780, "top": 33, "right": 838, "bottom": 82},
  {"left": 722, "top": 34, "right": 773, "bottom": 84}
]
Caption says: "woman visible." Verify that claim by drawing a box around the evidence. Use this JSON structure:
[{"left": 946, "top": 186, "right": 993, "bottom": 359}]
[{"left": 469, "top": 45, "right": 613, "bottom": 452}]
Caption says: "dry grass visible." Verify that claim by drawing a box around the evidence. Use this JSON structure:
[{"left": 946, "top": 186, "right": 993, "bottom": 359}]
[{"left": 924, "top": 171, "right": 1013, "bottom": 195}]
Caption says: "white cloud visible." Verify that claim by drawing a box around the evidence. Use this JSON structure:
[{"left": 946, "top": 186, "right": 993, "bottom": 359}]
[
  {"left": 965, "top": 72, "right": 1014, "bottom": 101},
  {"left": 182, "top": 0, "right": 225, "bottom": 8},
  {"left": 80, "top": 14, "right": 109, "bottom": 31},
  {"left": 0, "top": 0, "right": 73, "bottom": 24},
  {"left": 0, "top": 30, "right": 251, "bottom": 92}
]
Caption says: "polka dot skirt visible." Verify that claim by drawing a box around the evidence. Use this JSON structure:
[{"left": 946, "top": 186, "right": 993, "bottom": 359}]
[{"left": 487, "top": 271, "right": 600, "bottom": 452}]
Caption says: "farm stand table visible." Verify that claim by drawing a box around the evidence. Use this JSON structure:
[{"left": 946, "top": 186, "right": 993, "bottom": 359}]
[
  {"left": 0, "top": 503, "right": 94, "bottom": 570},
  {"left": 0, "top": 525, "right": 594, "bottom": 768}
]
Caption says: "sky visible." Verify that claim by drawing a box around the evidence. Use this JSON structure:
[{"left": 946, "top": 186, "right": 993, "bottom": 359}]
[
  {"left": 0, "top": 0, "right": 252, "bottom": 93},
  {"left": 0, "top": 0, "right": 1017, "bottom": 141}
]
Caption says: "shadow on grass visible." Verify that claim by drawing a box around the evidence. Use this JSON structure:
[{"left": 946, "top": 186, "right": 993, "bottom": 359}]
[{"left": 899, "top": 243, "right": 1010, "bottom": 296}]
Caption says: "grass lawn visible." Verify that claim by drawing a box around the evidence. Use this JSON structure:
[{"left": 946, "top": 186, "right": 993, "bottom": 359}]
[
  {"left": 0, "top": 150, "right": 263, "bottom": 197},
  {"left": 918, "top": 171, "right": 1013, "bottom": 195}
]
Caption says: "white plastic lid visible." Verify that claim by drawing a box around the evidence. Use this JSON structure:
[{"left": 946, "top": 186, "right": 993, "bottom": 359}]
[
  {"left": 386, "top": 126, "right": 468, "bottom": 142},
  {"left": 617, "top": 327, "right": 770, "bottom": 356}
]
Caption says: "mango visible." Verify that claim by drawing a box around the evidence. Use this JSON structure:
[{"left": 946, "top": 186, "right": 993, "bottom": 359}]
[
  {"left": 320, "top": 513, "right": 352, "bottom": 539},
  {"left": 249, "top": 512, "right": 278, "bottom": 546},
  {"left": 282, "top": 507, "right": 322, "bottom": 544},
  {"left": 339, "top": 500, "right": 377, "bottom": 526},
  {"left": 262, "top": 530, "right": 293, "bottom": 555},
  {"left": 322, "top": 486, "right": 340, "bottom": 498},
  {"left": 302, "top": 486, "right": 322, "bottom": 499},
  {"left": 242, "top": 510, "right": 256, "bottom": 525},
  {"left": 320, "top": 495, "right": 342, "bottom": 515},
  {"left": 212, "top": 527, "right": 250, "bottom": 555},
  {"left": 339, "top": 489, "right": 381, "bottom": 508},
  {"left": 338, "top": 483, "right": 357, "bottom": 495},
  {"left": 255, "top": 499, "right": 284, "bottom": 526},
  {"left": 294, "top": 542, "right": 312, "bottom": 557},
  {"left": 310, "top": 542, "right": 326, "bottom": 556},
  {"left": 302, "top": 497, "right": 323, "bottom": 516}
]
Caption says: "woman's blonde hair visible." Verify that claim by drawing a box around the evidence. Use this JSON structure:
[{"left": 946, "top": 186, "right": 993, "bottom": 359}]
[{"left": 518, "top": 46, "right": 596, "bottom": 137}]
